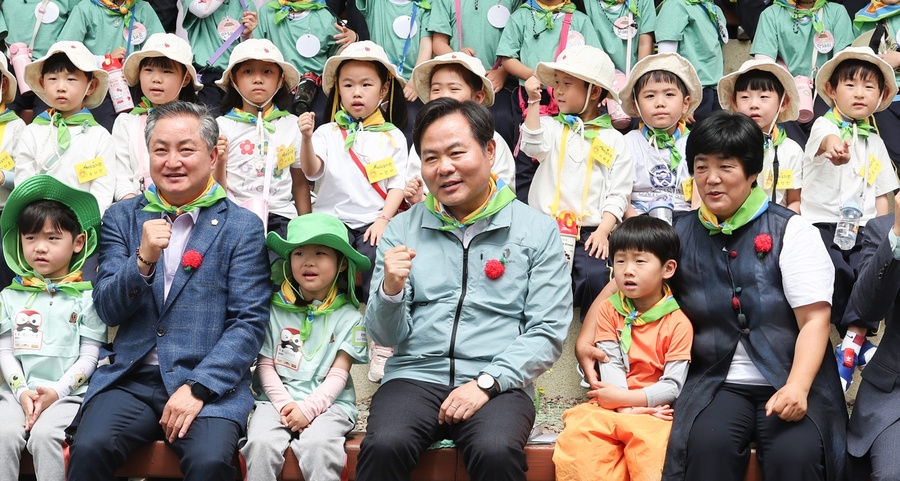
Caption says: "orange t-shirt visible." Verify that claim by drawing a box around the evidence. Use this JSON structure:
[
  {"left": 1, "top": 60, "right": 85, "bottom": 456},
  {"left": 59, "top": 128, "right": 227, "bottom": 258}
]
[{"left": 593, "top": 298, "right": 694, "bottom": 390}]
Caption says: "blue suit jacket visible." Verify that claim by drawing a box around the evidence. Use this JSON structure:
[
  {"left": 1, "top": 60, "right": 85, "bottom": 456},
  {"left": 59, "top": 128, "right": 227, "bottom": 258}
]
[{"left": 85, "top": 195, "right": 271, "bottom": 426}]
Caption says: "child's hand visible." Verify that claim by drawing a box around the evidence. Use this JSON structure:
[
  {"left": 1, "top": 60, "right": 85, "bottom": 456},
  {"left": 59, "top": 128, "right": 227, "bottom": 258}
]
[
  {"left": 19, "top": 390, "right": 40, "bottom": 431},
  {"left": 485, "top": 68, "right": 508, "bottom": 94},
  {"left": 460, "top": 47, "right": 477, "bottom": 57},
  {"left": 403, "top": 82, "right": 418, "bottom": 102},
  {"left": 280, "top": 402, "right": 310, "bottom": 432},
  {"left": 110, "top": 47, "right": 126, "bottom": 61},
  {"left": 822, "top": 135, "right": 851, "bottom": 165},
  {"left": 297, "top": 112, "right": 316, "bottom": 138},
  {"left": 524, "top": 76, "right": 542, "bottom": 102},
  {"left": 587, "top": 381, "right": 627, "bottom": 410},
  {"left": 404, "top": 177, "right": 424, "bottom": 205},
  {"left": 584, "top": 229, "right": 610, "bottom": 259},
  {"left": 880, "top": 51, "right": 900, "bottom": 69},
  {"left": 334, "top": 23, "right": 357, "bottom": 48},
  {"left": 34, "top": 386, "right": 58, "bottom": 417},
  {"left": 216, "top": 135, "right": 229, "bottom": 164},
  {"left": 364, "top": 217, "right": 389, "bottom": 246},
  {"left": 241, "top": 11, "right": 258, "bottom": 38}
]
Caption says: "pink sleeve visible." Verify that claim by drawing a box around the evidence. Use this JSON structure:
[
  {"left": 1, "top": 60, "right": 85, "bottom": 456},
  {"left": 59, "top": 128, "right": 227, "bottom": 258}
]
[
  {"left": 298, "top": 367, "right": 349, "bottom": 422},
  {"left": 257, "top": 356, "right": 295, "bottom": 413}
]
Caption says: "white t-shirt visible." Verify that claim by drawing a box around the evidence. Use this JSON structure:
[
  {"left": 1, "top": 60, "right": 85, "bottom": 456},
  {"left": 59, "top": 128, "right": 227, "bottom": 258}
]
[
  {"left": 111, "top": 113, "right": 151, "bottom": 201},
  {"left": 0, "top": 117, "right": 25, "bottom": 209},
  {"left": 407, "top": 131, "right": 516, "bottom": 191},
  {"left": 217, "top": 114, "right": 304, "bottom": 220},
  {"left": 760, "top": 135, "right": 804, "bottom": 207},
  {"left": 521, "top": 117, "right": 633, "bottom": 227},
  {"left": 15, "top": 122, "right": 115, "bottom": 214},
  {"left": 725, "top": 214, "right": 835, "bottom": 384},
  {"left": 309, "top": 123, "right": 408, "bottom": 229},
  {"left": 624, "top": 129, "right": 692, "bottom": 213},
  {"left": 801, "top": 117, "right": 899, "bottom": 225}
]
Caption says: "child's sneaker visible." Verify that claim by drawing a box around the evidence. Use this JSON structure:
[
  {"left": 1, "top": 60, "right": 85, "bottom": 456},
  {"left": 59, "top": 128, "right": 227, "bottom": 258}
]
[
  {"left": 835, "top": 345, "right": 857, "bottom": 392},
  {"left": 368, "top": 340, "right": 394, "bottom": 383},
  {"left": 858, "top": 339, "right": 878, "bottom": 367}
]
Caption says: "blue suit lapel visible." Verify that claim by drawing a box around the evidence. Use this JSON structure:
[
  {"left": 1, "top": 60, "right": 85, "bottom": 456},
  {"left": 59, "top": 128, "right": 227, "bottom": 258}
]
[{"left": 160, "top": 200, "right": 228, "bottom": 316}]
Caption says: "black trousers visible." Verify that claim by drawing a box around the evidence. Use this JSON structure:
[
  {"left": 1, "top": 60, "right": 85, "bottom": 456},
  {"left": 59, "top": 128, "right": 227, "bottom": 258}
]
[
  {"left": 357, "top": 378, "right": 535, "bottom": 481},
  {"left": 347, "top": 223, "right": 378, "bottom": 304},
  {"left": 685, "top": 383, "right": 825, "bottom": 481},
  {"left": 67, "top": 364, "right": 241, "bottom": 481},
  {"left": 572, "top": 226, "right": 612, "bottom": 321},
  {"left": 814, "top": 223, "right": 874, "bottom": 331}
]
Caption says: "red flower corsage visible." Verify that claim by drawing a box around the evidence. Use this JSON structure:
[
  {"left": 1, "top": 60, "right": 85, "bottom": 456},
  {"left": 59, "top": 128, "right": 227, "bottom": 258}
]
[
  {"left": 182, "top": 250, "right": 202, "bottom": 272},
  {"left": 485, "top": 258, "right": 506, "bottom": 280},
  {"left": 754, "top": 234, "right": 773, "bottom": 259}
]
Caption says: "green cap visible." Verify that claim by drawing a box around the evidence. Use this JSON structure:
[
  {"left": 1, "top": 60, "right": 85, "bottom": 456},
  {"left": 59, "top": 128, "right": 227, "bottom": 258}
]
[
  {"left": 1, "top": 175, "right": 101, "bottom": 276},
  {"left": 266, "top": 213, "right": 372, "bottom": 306}
]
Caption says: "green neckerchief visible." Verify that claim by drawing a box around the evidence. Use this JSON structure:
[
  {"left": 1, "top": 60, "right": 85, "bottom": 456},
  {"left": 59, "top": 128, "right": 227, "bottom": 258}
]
[
  {"left": 142, "top": 177, "right": 226, "bottom": 215},
  {"left": 684, "top": 0, "right": 725, "bottom": 37},
  {"left": 823, "top": 108, "right": 876, "bottom": 141},
  {"left": 698, "top": 185, "right": 770, "bottom": 235},
  {"left": 272, "top": 290, "right": 349, "bottom": 341},
  {"left": 765, "top": 124, "right": 787, "bottom": 148},
  {"left": 773, "top": 0, "right": 828, "bottom": 33},
  {"left": 7, "top": 273, "right": 92, "bottom": 298},
  {"left": 553, "top": 113, "right": 612, "bottom": 140},
  {"left": 267, "top": 0, "right": 326, "bottom": 25},
  {"left": 334, "top": 109, "right": 397, "bottom": 151},
  {"left": 224, "top": 107, "right": 291, "bottom": 134},
  {"left": 520, "top": 0, "right": 577, "bottom": 30},
  {"left": 608, "top": 287, "right": 679, "bottom": 354},
  {"left": 640, "top": 121, "right": 689, "bottom": 171},
  {"left": 425, "top": 176, "right": 517, "bottom": 231},
  {"left": 90, "top": 0, "right": 136, "bottom": 25},
  {"left": 602, "top": 0, "right": 639, "bottom": 17},
  {"left": 0, "top": 108, "right": 21, "bottom": 124},
  {"left": 130, "top": 96, "right": 154, "bottom": 115},
  {"left": 32, "top": 109, "right": 99, "bottom": 152}
]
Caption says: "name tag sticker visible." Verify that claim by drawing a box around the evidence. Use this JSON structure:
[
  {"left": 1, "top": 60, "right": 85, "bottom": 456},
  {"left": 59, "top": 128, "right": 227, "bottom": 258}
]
[
  {"left": 365, "top": 157, "right": 398, "bottom": 183},
  {"left": 775, "top": 169, "right": 794, "bottom": 189},
  {"left": 352, "top": 326, "right": 367, "bottom": 347},
  {"left": 864, "top": 154, "right": 883, "bottom": 186},
  {"left": 75, "top": 157, "right": 107, "bottom": 183},
  {"left": 276, "top": 145, "right": 296, "bottom": 171},
  {"left": 0, "top": 151, "right": 14, "bottom": 171},
  {"left": 682, "top": 178, "right": 693, "bottom": 201},
  {"left": 591, "top": 139, "right": 615, "bottom": 167}
]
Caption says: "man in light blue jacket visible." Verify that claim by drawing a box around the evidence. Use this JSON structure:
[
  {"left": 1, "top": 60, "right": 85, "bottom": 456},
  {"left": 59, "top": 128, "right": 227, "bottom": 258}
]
[{"left": 358, "top": 97, "right": 573, "bottom": 481}]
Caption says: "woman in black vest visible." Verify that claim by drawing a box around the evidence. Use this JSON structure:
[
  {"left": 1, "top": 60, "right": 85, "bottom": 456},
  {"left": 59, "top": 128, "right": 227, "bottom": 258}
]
[{"left": 576, "top": 110, "right": 847, "bottom": 481}]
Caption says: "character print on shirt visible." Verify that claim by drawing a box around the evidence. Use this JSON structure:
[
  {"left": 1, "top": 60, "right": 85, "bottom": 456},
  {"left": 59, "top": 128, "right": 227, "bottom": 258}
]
[
  {"left": 13, "top": 310, "right": 43, "bottom": 350},
  {"left": 7, "top": 373, "right": 25, "bottom": 391},
  {"left": 69, "top": 368, "right": 88, "bottom": 391},
  {"left": 648, "top": 164, "right": 678, "bottom": 195},
  {"left": 275, "top": 327, "right": 302, "bottom": 370}
]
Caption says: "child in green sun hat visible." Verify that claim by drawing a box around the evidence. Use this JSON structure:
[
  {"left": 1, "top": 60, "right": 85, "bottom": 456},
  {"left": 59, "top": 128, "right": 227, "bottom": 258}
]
[
  {"left": 0, "top": 174, "right": 106, "bottom": 481},
  {"left": 242, "top": 212, "right": 370, "bottom": 481}
]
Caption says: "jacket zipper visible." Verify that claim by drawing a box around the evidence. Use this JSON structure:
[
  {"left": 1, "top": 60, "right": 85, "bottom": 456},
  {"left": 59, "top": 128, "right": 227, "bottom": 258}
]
[{"left": 448, "top": 245, "right": 469, "bottom": 385}]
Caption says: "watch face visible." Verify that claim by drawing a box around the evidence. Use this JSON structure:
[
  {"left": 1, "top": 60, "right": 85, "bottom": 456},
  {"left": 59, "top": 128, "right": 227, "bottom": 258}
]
[{"left": 477, "top": 374, "right": 493, "bottom": 389}]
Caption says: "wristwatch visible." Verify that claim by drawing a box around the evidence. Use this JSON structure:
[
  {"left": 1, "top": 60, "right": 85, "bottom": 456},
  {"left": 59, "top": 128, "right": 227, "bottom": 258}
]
[
  {"left": 185, "top": 379, "right": 215, "bottom": 403},
  {"left": 476, "top": 373, "right": 500, "bottom": 399}
]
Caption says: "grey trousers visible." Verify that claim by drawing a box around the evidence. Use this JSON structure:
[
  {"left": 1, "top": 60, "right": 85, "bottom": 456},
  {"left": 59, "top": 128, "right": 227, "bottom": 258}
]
[
  {"left": 0, "top": 391, "right": 81, "bottom": 481},
  {"left": 241, "top": 401, "right": 354, "bottom": 481},
  {"left": 870, "top": 420, "right": 900, "bottom": 481}
]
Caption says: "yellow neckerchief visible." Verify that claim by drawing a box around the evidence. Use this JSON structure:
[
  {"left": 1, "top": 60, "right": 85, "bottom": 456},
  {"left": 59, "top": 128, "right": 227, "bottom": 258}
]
[
  {"left": 432, "top": 175, "right": 499, "bottom": 225},
  {"left": 549, "top": 125, "right": 594, "bottom": 227}
]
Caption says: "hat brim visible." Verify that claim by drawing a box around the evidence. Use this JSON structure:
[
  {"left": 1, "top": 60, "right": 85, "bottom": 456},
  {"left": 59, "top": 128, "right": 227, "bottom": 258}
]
[
  {"left": 535, "top": 62, "right": 619, "bottom": 104},
  {"left": 717, "top": 60, "right": 800, "bottom": 123},
  {"left": 266, "top": 231, "right": 371, "bottom": 272},
  {"left": 322, "top": 53, "right": 407, "bottom": 96},
  {"left": 123, "top": 49, "right": 203, "bottom": 91},
  {"left": 816, "top": 47, "right": 899, "bottom": 112},
  {"left": 25, "top": 48, "right": 109, "bottom": 109},
  {"left": 410, "top": 56, "right": 495, "bottom": 106},
  {"left": 618, "top": 53, "right": 703, "bottom": 118},
  {"left": 0, "top": 58, "right": 16, "bottom": 105}
]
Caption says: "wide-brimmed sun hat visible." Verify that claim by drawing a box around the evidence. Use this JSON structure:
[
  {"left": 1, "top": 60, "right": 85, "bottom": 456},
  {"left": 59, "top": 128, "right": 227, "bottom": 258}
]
[
  {"left": 124, "top": 33, "right": 202, "bottom": 91},
  {"left": 321, "top": 41, "right": 406, "bottom": 95},
  {"left": 411, "top": 52, "right": 495, "bottom": 106},
  {"left": 618, "top": 53, "right": 702, "bottom": 118},
  {"left": 535, "top": 45, "right": 619, "bottom": 104},
  {"left": 25, "top": 41, "right": 109, "bottom": 109},
  {"left": 717, "top": 58, "right": 800, "bottom": 123},
  {"left": 216, "top": 39, "right": 301, "bottom": 90},
  {"left": 0, "top": 54, "right": 17, "bottom": 104},
  {"left": 815, "top": 46, "right": 898, "bottom": 112}
]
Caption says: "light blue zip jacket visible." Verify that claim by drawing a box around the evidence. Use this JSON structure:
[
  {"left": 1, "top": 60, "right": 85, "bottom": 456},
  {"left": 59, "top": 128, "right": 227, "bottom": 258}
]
[{"left": 366, "top": 200, "right": 573, "bottom": 397}]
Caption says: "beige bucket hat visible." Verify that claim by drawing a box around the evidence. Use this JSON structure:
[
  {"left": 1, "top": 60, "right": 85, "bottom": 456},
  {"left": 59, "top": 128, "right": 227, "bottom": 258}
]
[
  {"left": 25, "top": 41, "right": 109, "bottom": 109},
  {"left": 216, "top": 39, "right": 301, "bottom": 90},
  {"left": 815, "top": 46, "right": 898, "bottom": 112},
  {"left": 322, "top": 41, "right": 406, "bottom": 95},
  {"left": 717, "top": 59, "right": 799, "bottom": 123},
  {"left": 123, "top": 33, "right": 202, "bottom": 91},
  {"left": 535, "top": 45, "right": 619, "bottom": 103},
  {"left": 618, "top": 53, "right": 702, "bottom": 118},
  {"left": 410, "top": 52, "right": 495, "bottom": 106},
  {"left": 0, "top": 54, "right": 17, "bottom": 105}
]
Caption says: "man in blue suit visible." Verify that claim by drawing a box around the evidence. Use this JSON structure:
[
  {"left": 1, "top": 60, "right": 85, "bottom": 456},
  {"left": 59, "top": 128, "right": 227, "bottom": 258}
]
[{"left": 67, "top": 101, "right": 271, "bottom": 480}]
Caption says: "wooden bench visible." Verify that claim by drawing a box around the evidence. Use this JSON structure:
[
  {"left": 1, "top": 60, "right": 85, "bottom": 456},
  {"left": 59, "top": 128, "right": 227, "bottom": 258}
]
[{"left": 18, "top": 432, "right": 764, "bottom": 481}]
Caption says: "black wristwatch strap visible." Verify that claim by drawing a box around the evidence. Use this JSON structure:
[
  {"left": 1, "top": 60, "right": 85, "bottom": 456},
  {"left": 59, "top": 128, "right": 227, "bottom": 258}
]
[{"left": 186, "top": 379, "right": 215, "bottom": 403}]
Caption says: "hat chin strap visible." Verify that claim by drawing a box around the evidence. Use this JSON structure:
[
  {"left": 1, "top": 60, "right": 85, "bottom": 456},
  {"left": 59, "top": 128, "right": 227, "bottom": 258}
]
[
  {"left": 765, "top": 95, "right": 786, "bottom": 138},
  {"left": 577, "top": 84, "right": 592, "bottom": 115},
  {"left": 635, "top": 100, "right": 681, "bottom": 134},
  {"left": 233, "top": 78, "right": 283, "bottom": 112}
]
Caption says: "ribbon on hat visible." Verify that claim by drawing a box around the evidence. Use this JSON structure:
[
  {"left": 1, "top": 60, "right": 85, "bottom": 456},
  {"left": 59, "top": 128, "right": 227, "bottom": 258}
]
[
  {"left": 609, "top": 285, "right": 679, "bottom": 354},
  {"left": 334, "top": 108, "right": 396, "bottom": 150},
  {"left": 824, "top": 108, "right": 876, "bottom": 141},
  {"left": 520, "top": 0, "right": 577, "bottom": 29},
  {"left": 224, "top": 106, "right": 291, "bottom": 134},
  {"left": 698, "top": 186, "right": 769, "bottom": 235},
  {"left": 7, "top": 272, "right": 92, "bottom": 298},
  {"left": 640, "top": 121, "right": 689, "bottom": 171},
  {"left": 32, "top": 109, "right": 99, "bottom": 152},
  {"left": 425, "top": 175, "right": 516, "bottom": 231},
  {"left": 553, "top": 113, "right": 612, "bottom": 140},
  {"left": 142, "top": 177, "right": 226, "bottom": 215},
  {"left": 267, "top": 0, "right": 326, "bottom": 25}
]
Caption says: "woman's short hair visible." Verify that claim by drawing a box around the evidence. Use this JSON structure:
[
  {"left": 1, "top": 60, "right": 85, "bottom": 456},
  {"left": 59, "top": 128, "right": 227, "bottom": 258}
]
[{"left": 685, "top": 110, "right": 763, "bottom": 177}]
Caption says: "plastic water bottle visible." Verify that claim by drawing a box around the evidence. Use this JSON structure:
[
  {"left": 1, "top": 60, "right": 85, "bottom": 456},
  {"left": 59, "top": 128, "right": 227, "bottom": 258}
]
[
  {"left": 834, "top": 200, "right": 863, "bottom": 250},
  {"left": 648, "top": 196, "right": 674, "bottom": 225}
]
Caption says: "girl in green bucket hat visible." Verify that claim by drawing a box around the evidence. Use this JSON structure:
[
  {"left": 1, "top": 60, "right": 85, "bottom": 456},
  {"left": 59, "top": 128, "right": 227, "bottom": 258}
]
[
  {"left": 242, "top": 212, "right": 370, "bottom": 481},
  {"left": 0, "top": 174, "right": 107, "bottom": 481}
]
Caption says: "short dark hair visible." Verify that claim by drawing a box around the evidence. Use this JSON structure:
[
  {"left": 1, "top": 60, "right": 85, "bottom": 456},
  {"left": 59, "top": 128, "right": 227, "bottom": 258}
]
[
  {"left": 431, "top": 63, "right": 484, "bottom": 94},
  {"left": 609, "top": 216, "right": 680, "bottom": 263},
  {"left": 829, "top": 59, "right": 885, "bottom": 93},
  {"left": 685, "top": 110, "right": 763, "bottom": 178},
  {"left": 635, "top": 70, "right": 689, "bottom": 97},
  {"left": 734, "top": 70, "right": 785, "bottom": 98},
  {"left": 41, "top": 53, "right": 93, "bottom": 81},
  {"left": 18, "top": 200, "right": 81, "bottom": 237},
  {"left": 413, "top": 97, "right": 494, "bottom": 154},
  {"left": 138, "top": 56, "right": 198, "bottom": 104}
]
